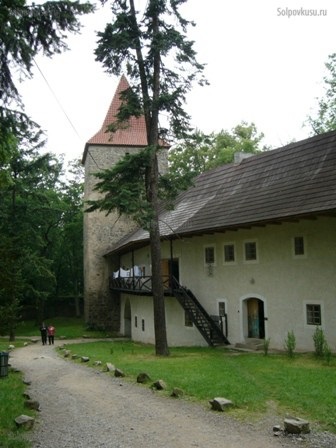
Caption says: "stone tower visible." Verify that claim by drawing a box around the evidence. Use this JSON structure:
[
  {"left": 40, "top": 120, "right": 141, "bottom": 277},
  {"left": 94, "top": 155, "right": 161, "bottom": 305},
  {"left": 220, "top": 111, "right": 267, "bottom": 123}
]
[{"left": 82, "top": 76, "right": 168, "bottom": 331}]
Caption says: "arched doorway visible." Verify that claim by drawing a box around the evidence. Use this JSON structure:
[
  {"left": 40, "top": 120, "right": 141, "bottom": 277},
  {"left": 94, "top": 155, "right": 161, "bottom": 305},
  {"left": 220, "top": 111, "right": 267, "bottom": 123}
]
[
  {"left": 244, "top": 297, "right": 265, "bottom": 339},
  {"left": 124, "top": 299, "right": 132, "bottom": 338}
]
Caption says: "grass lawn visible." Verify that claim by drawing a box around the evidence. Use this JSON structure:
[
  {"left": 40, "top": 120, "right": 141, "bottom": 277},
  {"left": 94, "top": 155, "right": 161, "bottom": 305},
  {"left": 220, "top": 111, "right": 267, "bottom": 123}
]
[
  {"left": 63, "top": 340, "right": 336, "bottom": 433},
  {"left": 14, "top": 317, "right": 111, "bottom": 340},
  {"left": 0, "top": 339, "right": 33, "bottom": 448}
]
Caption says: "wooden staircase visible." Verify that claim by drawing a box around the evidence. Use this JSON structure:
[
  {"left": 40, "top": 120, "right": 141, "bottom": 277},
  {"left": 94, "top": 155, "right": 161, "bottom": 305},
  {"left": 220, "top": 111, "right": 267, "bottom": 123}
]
[{"left": 172, "top": 282, "right": 230, "bottom": 347}]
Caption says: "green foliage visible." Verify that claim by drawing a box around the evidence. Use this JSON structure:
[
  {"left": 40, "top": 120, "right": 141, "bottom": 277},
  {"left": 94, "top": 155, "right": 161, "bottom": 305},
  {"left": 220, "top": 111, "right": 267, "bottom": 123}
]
[
  {"left": 0, "top": 369, "right": 33, "bottom": 448},
  {"left": 0, "top": 0, "right": 95, "bottom": 101},
  {"left": 52, "top": 160, "right": 84, "bottom": 304},
  {"left": 312, "top": 326, "right": 333, "bottom": 364},
  {"left": 0, "top": 1, "right": 92, "bottom": 333},
  {"left": 0, "top": 0, "right": 95, "bottom": 182},
  {"left": 262, "top": 337, "right": 270, "bottom": 356},
  {"left": 87, "top": 148, "right": 180, "bottom": 228},
  {"left": 168, "top": 122, "right": 268, "bottom": 184},
  {"left": 324, "top": 342, "right": 332, "bottom": 366},
  {"left": 0, "top": 299, "right": 22, "bottom": 338},
  {"left": 0, "top": 140, "right": 60, "bottom": 333},
  {"left": 87, "top": 149, "right": 154, "bottom": 228},
  {"left": 306, "top": 53, "right": 336, "bottom": 134},
  {"left": 0, "top": 138, "right": 84, "bottom": 334},
  {"left": 95, "top": 0, "right": 207, "bottom": 140},
  {"left": 284, "top": 330, "right": 296, "bottom": 358},
  {"left": 313, "top": 326, "right": 326, "bottom": 357}
]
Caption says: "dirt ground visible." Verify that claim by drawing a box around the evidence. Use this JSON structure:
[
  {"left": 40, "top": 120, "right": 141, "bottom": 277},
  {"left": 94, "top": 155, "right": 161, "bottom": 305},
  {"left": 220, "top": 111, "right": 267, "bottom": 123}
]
[{"left": 9, "top": 339, "right": 336, "bottom": 448}]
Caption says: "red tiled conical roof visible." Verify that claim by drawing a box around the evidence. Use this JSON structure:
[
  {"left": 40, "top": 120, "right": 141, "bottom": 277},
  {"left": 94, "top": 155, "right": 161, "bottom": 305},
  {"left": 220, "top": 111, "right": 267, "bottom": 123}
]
[{"left": 82, "top": 76, "right": 150, "bottom": 163}]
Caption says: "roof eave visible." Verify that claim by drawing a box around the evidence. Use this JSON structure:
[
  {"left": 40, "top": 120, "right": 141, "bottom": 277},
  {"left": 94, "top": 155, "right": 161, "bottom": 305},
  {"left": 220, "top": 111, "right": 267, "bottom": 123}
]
[{"left": 104, "top": 209, "right": 336, "bottom": 257}]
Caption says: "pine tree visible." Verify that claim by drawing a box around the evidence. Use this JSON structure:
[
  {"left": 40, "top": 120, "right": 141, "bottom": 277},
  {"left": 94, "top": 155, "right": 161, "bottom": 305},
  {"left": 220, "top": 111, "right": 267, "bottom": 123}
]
[{"left": 89, "top": 0, "right": 207, "bottom": 355}]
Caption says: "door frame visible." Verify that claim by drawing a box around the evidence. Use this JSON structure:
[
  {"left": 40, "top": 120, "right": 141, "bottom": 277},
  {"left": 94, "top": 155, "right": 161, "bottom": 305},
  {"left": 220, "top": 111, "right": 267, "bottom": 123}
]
[{"left": 240, "top": 294, "right": 267, "bottom": 340}]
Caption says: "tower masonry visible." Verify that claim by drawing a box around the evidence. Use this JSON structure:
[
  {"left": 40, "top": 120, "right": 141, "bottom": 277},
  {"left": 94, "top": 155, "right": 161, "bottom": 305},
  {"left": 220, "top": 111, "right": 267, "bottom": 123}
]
[{"left": 82, "top": 76, "right": 168, "bottom": 330}]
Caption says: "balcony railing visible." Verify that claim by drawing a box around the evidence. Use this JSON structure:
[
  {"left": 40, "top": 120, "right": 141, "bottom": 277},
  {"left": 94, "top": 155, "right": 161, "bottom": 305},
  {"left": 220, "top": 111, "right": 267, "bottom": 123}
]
[{"left": 109, "top": 275, "right": 173, "bottom": 295}]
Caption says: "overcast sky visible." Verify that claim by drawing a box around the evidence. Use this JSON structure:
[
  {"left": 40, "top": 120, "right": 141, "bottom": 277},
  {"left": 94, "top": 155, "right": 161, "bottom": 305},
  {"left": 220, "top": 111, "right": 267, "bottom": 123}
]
[{"left": 19, "top": 0, "right": 336, "bottom": 164}]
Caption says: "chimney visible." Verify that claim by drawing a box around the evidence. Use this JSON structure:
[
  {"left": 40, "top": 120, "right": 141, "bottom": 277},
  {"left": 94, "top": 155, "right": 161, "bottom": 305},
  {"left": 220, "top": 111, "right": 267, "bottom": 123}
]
[{"left": 234, "top": 152, "right": 254, "bottom": 165}]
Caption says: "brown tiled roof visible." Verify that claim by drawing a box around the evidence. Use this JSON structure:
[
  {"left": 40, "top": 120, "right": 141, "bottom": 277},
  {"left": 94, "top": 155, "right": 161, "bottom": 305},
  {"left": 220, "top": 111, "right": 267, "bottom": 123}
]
[
  {"left": 82, "top": 76, "right": 168, "bottom": 163},
  {"left": 82, "top": 76, "right": 146, "bottom": 164},
  {"left": 106, "top": 130, "right": 336, "bottom": 255}
]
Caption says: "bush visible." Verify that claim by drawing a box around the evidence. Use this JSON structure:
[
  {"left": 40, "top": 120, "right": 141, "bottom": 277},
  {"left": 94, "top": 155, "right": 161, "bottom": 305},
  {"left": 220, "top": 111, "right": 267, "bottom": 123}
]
[
  {"left": 313, "top": 326, "right": 326, "bottom": 357},
  {"left": 284, "top": 330, "right": 296, "bottom": 358},
  {"left": 263, "top": 337, "right": 271, "bottom": 356},
  {"left": 323, "top": 341, "right": 332, "bottom": 365}
]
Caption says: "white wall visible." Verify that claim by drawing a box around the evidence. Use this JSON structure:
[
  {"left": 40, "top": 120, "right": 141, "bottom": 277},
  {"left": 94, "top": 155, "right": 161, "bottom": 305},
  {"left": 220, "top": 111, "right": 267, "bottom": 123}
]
[
  {"left": 118, "top": 217, "right": 335, "bottom": 351},
  {"left": 120, "top": 294, "right": 207, "bottom": 346},
  {"left": 174, "top": 216, "right": 336, "bottom": 351}
]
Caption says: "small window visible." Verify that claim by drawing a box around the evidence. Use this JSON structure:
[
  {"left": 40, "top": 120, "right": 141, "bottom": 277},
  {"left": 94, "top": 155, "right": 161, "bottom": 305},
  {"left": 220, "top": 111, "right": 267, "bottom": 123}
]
[
  {"left": 134, "top": 316, "right": 138, "bottom": 328},
  {"left": 294, "top": 236, "right": 305, "bottom": 256},
  {"left": 184, "top": 311, "right": 193, "bottom": 327},
  {"left": 204, "top": 246, "right": 215, "bottom": 264},
  {"left": 218, "top": 301, "right": 226, "bottom": 316},
  {"left": 141, "top": 319, "right": 145, "bottom": 331},
  {"left": 224, "top": 244, "right": 235, "bottom": 263},
  {"left": 244, "top": 241, "right": 257, "bottom": 261},
  {"left": 306, "top": 304, "right": 321, "bottom": 326}
]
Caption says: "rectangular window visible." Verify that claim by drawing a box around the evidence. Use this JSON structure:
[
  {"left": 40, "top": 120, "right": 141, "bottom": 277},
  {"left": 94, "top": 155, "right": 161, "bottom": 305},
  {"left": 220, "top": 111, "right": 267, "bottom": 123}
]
[
  {"left": 218, "top": 301, "right": 226, "bottom": 316},
  {"left": 224, "top": 244, "right": 235, "bottom": 263},
  {"left": 134, "top": 316, "right": 138, "bottom": 328},
  {"left": 306, "top": 304, "right": 321, "bottom": 325},
  {"left": 141, "top": 319, "right": 145, "bottom": 331},
  {"left": 204, "top": 246, "right": 215, "bottom": 264},
  {"left": 244, "top": 241, "right": 257, "bottom": 261},
  {"left": 184, "top": 311, "right": 193, "bottom": 327},
  {"left": 294, "top": 236, "right": 305, "bottom": 256}
]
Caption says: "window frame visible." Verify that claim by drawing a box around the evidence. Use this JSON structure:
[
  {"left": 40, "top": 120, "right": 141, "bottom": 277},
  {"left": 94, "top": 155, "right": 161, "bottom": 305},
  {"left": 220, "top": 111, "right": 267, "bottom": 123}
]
[
  {"left": 204, "top": 245, "right": 216, "bottom": 266},
  {"left": 218, "top": 300, "right": 227, "bottom": 317},
  {"left": 293, "top": 236, "right": 307, "bottom": 258},
  {"left": 184, "top": 310, "right": 193, "bottom": 328},
  {"left": 223, "top": 242, "right": 236, "bottom": 264},
  {"left": 243, "top": 240, "right": 258, "bottom": 263},
  {"left": 305, "top": 303, "right": 322, "bottom": 326}
]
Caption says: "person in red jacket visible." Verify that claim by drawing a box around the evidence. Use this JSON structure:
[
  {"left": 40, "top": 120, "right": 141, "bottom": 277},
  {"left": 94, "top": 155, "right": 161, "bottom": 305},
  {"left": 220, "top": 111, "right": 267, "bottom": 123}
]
[{"left": 47, "top": 325, "right": 55, "bottom": 345}]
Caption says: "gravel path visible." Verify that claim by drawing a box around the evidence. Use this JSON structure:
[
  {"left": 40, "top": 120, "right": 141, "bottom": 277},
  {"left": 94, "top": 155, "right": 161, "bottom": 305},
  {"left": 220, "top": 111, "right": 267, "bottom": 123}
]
[{"left": 10, "top": 340, "right": 336, "bottom": 448}]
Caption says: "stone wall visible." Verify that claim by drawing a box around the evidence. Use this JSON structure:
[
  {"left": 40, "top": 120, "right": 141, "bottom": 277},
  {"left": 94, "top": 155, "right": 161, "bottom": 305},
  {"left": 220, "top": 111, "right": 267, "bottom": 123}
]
[{"left": 83, "top": 144, "right": 168, "bottom": 331}]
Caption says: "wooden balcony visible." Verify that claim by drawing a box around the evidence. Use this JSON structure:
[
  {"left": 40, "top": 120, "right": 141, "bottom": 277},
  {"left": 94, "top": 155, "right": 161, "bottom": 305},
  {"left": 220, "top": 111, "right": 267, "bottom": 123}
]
[{"left": 109, "top": 275, "right": 174, "bottom": 296}]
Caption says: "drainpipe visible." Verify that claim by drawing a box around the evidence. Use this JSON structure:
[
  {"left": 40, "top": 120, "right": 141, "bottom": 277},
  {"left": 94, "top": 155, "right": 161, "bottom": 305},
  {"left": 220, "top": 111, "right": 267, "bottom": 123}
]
[
  {"left": 132, "top": 249, "right": 135, "bottom": 289},
  {"left": 170, "top": 239, "right": 173, "bottom": 289}
]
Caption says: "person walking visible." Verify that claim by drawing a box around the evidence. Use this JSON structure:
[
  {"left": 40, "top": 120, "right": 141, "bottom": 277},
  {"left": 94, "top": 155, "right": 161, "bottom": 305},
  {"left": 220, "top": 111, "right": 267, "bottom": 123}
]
[
  {"left": 47, "top": 324, "right": 55, "bottom": 345},
  {"left": 40, "top": 322, "right": 47, "bottom": 345}
]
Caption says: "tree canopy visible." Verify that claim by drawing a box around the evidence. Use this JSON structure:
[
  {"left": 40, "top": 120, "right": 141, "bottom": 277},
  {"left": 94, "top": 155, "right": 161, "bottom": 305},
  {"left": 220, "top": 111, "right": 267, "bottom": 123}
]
[
  {"left": 0, "top": 133, "right": 84, "bottom": 337},
  {"left": 168, "top": 122, "right": 268, "bottom": 185},
  {"left": 306, "top": 53, "right": 336, "bottom": 134},
  {"left": 0, "top": 0, "right": 93, "bottom": 338},
  {"left": 0, "top": 0, "right": 94, "bottom": 182}
]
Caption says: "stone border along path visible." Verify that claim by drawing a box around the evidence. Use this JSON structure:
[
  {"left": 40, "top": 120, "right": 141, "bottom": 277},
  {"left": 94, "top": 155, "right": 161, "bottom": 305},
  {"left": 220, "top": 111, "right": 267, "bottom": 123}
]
[{"left": 9, "top": 339, "right": 336, "bottom": 448}]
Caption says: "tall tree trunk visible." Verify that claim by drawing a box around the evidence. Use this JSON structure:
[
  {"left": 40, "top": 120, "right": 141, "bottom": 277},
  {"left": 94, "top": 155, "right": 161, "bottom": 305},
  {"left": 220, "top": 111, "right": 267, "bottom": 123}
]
[
  {"left": 148, "top": 2, "right": 169, "bottom": 356},
  {"left": 129, "top": 0, "right": 169, "bottom": 355},
  {"left": 148, "top": 152, "right": 169, "bottom": 356}
]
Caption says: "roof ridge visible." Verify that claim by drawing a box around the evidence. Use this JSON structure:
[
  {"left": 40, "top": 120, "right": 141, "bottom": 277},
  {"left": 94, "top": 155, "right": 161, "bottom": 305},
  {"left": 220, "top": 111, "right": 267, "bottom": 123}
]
[{"left": 82, "top": 76, "right": 149, "bottom": 163}]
